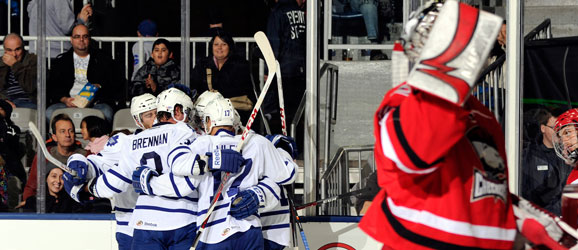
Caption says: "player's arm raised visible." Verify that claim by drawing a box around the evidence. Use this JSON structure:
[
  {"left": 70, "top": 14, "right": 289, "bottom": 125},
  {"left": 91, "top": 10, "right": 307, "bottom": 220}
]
[{"left": 376, "top": 84, "right": 470, "bottom": 175}]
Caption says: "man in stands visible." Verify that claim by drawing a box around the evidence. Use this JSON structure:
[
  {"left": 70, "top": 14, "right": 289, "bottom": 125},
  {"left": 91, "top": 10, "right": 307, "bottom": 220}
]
[
  {"left": 46, "top": 24, "right": 123, "bottom": 122},
  {"left": 17, "top": 114, "right": 87, "bottom": 209},
  {"left": 0, "top": 33, "right": 37, "bottom": 109}
]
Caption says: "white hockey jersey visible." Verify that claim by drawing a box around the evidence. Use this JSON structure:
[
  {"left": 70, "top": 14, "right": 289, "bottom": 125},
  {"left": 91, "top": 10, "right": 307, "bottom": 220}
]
[
  {"left": 148, "top": 129, "right": 296, "bottom": 244},
  {"left": 89, "top": 122, "right": 200, "bottom": 231},
  {"left": 67, "top": 133, "right": 138, "bottom": 237}
]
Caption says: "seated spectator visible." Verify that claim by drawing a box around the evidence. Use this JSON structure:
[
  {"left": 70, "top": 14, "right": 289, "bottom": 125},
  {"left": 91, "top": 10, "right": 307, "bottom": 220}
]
[
  {"left": 333, "top": 0, "right": 388, "bottom": 60},
  {"left": 17, "top": 114, "right": 87, "bottom": 208},
  {"left": 0, "top": 33, "right": 37, "bottom": 108},
  {"left": 522, "top": 108, "right": 571, "bottom": 216},
  {"left": 0, "top": 99, "right": 26, "bottom": 209},
  {"left": 46, "top": 24, "right": 124, "bottom": 122},
  {"left": 22, "top": 167, "right": 83, "bottom": 213},
  {"left": 131, "top": 19, "right": 158, "bottom": 79},
  {"left": 191, "top": 30, "right": 255, "bottom": 122},
  {"left": 130, "top": 38, "right": 180, "bottom": 98},
  {"left": 80, "top": 116, "right": 111, "bottom": 155}
]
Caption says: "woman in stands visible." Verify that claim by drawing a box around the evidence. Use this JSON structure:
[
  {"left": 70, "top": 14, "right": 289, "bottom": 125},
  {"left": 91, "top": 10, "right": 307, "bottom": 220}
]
[
  {"left": 130, "top": 38, "right": 180, "bottom": 98},
  {"left": 80, "top": 116, "right": 111, "bottom": 155},
  {"left": 190, "top": 29, "right": 256, "bottom": 122}
]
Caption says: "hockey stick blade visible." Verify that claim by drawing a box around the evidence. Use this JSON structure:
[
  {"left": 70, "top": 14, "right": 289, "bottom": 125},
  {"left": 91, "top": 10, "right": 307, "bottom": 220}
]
[
  {"left": 295, "top": 188, "right": 370, "bottom": 210},
  {"left": 28, "top": 122, "right": 76, "bottom": 176},
  {"left": 192, "top": 31, "right": 277, "bottom": 249}
]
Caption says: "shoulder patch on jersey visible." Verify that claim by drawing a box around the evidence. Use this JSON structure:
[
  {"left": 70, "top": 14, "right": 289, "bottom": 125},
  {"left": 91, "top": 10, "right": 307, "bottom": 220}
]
[{"left": 107, "top": 135, "right": 120, "bottom": 147}]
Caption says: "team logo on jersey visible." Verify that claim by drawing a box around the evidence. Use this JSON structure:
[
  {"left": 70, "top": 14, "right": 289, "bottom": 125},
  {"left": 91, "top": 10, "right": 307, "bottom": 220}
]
[
  {"left": 467, "top": 127, "right": 508, "bottom": 203},
  {"left": 470, "top": 140, "right": 508, "bottom": 202},
  {"left": 107, "top": 135, "right": 119, "bottom": 147}
]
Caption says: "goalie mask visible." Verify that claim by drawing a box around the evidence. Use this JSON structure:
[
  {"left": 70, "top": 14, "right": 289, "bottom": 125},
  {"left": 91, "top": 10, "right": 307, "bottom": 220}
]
[
  {"left": 156, "top": 88, "right": 195, "bottom": 123},
  {"left": 203, "top": 98, "right": 235, "bottom": 134},
  {"left": 130, "top": 93, "right": 157, "bottom": 129},
  {"left": 553, "top": 109, "right": 578, "bottom": 165}
]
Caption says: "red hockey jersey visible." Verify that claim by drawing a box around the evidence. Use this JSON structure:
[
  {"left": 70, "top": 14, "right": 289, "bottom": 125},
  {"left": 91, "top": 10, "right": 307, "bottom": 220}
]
[{"left": 359, "top": 84, "right": 517, "bottom": 249}]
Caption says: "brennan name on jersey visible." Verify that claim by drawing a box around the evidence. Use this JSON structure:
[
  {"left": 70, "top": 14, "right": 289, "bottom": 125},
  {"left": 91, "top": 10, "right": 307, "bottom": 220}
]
[{"left": 132, "top": 133, "right": 168, "bottom": 150}]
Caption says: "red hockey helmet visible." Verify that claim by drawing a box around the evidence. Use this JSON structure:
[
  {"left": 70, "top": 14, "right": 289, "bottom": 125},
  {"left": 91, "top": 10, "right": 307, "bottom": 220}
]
[{"left": 553, "top": 108, "right": 578, "bottom": 165}]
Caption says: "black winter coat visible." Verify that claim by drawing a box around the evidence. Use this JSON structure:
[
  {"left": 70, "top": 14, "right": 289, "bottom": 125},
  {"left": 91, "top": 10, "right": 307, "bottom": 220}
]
[{"left": 47, "top": 47, "right": 125, "bottom": 107}]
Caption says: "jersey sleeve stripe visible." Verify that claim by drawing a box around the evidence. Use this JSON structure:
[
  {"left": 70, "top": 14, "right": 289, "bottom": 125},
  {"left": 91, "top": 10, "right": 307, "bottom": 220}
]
[
  {"left": 184, "top": 176, "right": 196, "bottom": 191},
  {"left": 87, "top": 159, "right": 102, "bottom": 176},
  {"left": 258, "top": 182, "right": 280, "bottom": 200},
  {"left": 134, "top": 205, "right": 197, "bottom": 215},
  {"left": 381, "top": 112, "right": 438, "bottom": 174},
  {"left": 102, "top": 174, "right": 122, "bottom": 193},
  {"left": 261, "top": 209, "right": 290, "bottom": 217},
  {"left": 262, "top": 223, "right": 290, "bottom": 230},
  {"left": 392, "top": 108, "right": 444, "bottom": 169},
  {"left": 277, "top": 167, "right": 296, "bottom": 185},
  {"left": 169, "top": 173, "right": 183, "bottom": 198},
  {"left": 196, "top": 203, "right": 230, "bottom": 217},
  {"left": 169, "top": 151, "right": 187, "bottom": 167},
  {"left": 116, "top": 221, "right": 129, "bottom": 226},
  {"left": 196, "top": 217, "right": 227, "bottom": 230},
  {"left": 108, "top": 169, "right": 132, "bottom": 184}
]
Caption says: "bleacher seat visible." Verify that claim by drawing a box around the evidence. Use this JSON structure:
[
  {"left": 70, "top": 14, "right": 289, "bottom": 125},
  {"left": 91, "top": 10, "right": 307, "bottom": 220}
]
[
  {"left": 112, "top": 108, "right": 138, "bottom": 133},
  {"left": 50, "top": 108, "right": 105, "bottom": 134},
  {"left": 10, "top": 108, "right": 37, "bottom": 132}
]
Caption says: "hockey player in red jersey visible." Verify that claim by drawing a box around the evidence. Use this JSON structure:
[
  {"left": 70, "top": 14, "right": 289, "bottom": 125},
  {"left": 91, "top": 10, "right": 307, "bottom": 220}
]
[
  {"left": 553, "top": 109, "right": 578, "bottom": 185},
  {"left": 359, "top": 1, "right": 518, "bottom": 249}
]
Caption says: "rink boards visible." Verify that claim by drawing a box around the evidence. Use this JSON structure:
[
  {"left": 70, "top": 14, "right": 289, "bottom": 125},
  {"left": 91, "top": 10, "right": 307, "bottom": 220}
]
[{"left": 0, "top": 214, "right": 382, "bottom": 250}]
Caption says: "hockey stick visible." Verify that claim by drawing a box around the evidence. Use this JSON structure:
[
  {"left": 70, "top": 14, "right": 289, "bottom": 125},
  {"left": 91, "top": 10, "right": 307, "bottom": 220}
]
[
  {"left": 295, "top": 188, "right": 370, "bottom": 211},
  {"left": 28, "top": 121, "right": 77, "bottom": 176},
  {"left": 192, "top": 31, "right": 278, "bottom": 249},
  {"left": 275, "top": 61, "right": 288, "bottom": 136},
  {"left": 274, "top": 60, "right": 309, "bottom": 249}
]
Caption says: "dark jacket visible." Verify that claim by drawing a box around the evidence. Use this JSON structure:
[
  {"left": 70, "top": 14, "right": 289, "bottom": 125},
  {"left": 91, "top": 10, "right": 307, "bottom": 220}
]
[
  {"left": 47, "top": 47, "right": 124, "bottom": 107},
  {"left": 0, "top": 51, "right": 37, "bottom": 101},
  {"left": 130, "top": 57, "right": 180, "bottom": 97},
  {"left": 24, "top": 189, "right": 84, "bottom": 213},
  {"left": 522, "top": 138, "right": 572, "bottom": 216},
  {"left": 266, "top": 0, "right": 306, "bottom": 78},
  {"left": 191, "top": 55, "right": 255, "bottom": 101}
]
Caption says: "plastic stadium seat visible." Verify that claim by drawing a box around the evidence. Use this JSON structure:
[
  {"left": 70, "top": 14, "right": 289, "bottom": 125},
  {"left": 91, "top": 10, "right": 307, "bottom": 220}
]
[
  {"left": 50, "top": 108, "right": 105, "bottom": 134},
  {"left": 112, "top": 108, "right": 138, "bottom": 132},
  {"left": 10, "top": 108, "right": 37, "bottom": 132}
]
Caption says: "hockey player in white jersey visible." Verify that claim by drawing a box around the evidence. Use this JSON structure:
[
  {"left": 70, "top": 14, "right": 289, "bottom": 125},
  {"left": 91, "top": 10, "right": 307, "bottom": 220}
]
[
  {"left": 62, "top": 93, "right": 158, "bottom": 250},
  {"left": 65, "top": 88, "right": 246, "bottom": 250},
  {"left": 133, "top": 98, "right": 296, "bottom": 249}
]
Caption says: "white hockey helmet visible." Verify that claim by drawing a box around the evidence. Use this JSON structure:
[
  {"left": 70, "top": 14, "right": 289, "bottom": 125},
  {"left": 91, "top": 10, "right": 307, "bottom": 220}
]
[
  {"left": 130, "top": 93, "right": 157, "bottom": 129},
  {"left": 194, "top": 90, "right": 224, "bottom": 118},
  {"left": 233, "top": 109, "right": 243, "bottom": 134},
  {"left": 203, "top": 98, "right": 235, "bottom": 134},
  {"left": 156, "top": 88, "right": 195, "bottom": 122}
]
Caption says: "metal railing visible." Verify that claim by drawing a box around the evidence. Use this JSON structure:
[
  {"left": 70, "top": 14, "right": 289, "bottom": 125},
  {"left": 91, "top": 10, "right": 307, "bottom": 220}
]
[
  {"left": 0, "top": 36, "right": 260, "bottom": 81},
  {"left": 473, "top": 19, "right": 551, "bottom": 122},
  {"left": 319, "top": 145, "right": 375, "bottom": 216}
]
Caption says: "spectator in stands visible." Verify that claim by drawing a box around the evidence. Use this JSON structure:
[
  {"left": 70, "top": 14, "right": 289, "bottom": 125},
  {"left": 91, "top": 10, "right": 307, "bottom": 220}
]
[
  {"left": 191, "top": 30, "right": 255, "bottom": 122},
  {"left": 27, "top": 0, "right": 92, "bottom": 59},
  {"left": 130, "top": 38, "right": 180, "bottom": 98},
  {"left": 0, "top": 33, "right": 37, "bottom": 109},
  {"left": 22, "top": 167, "right": 83, "bottom": 213},
  {"left": 46, "top": 24, "right": 123, "bottom": 122},
  {"left": 522, "top": 108, "right": 572, "bottom": 216},
  {"left": 333, "top": 0, "right": 388, "bottom": 60},
  {"left": 0, "top": 99, "right": 26, "bottom": 209},
  {"left": 264, "top": 0, "right": 306, "bottom": 151},
  {"left": 131, "top": 19, "right": 158, "bottom": 79},
  {"left": 17, "top": 114, "right": 87, "bottom": 209},
  {"left": 0, "top": 155, "right": 7, "bottom": 211},
  {"left": 80, "top": 116, "right": 111, "bottom": 155}
]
